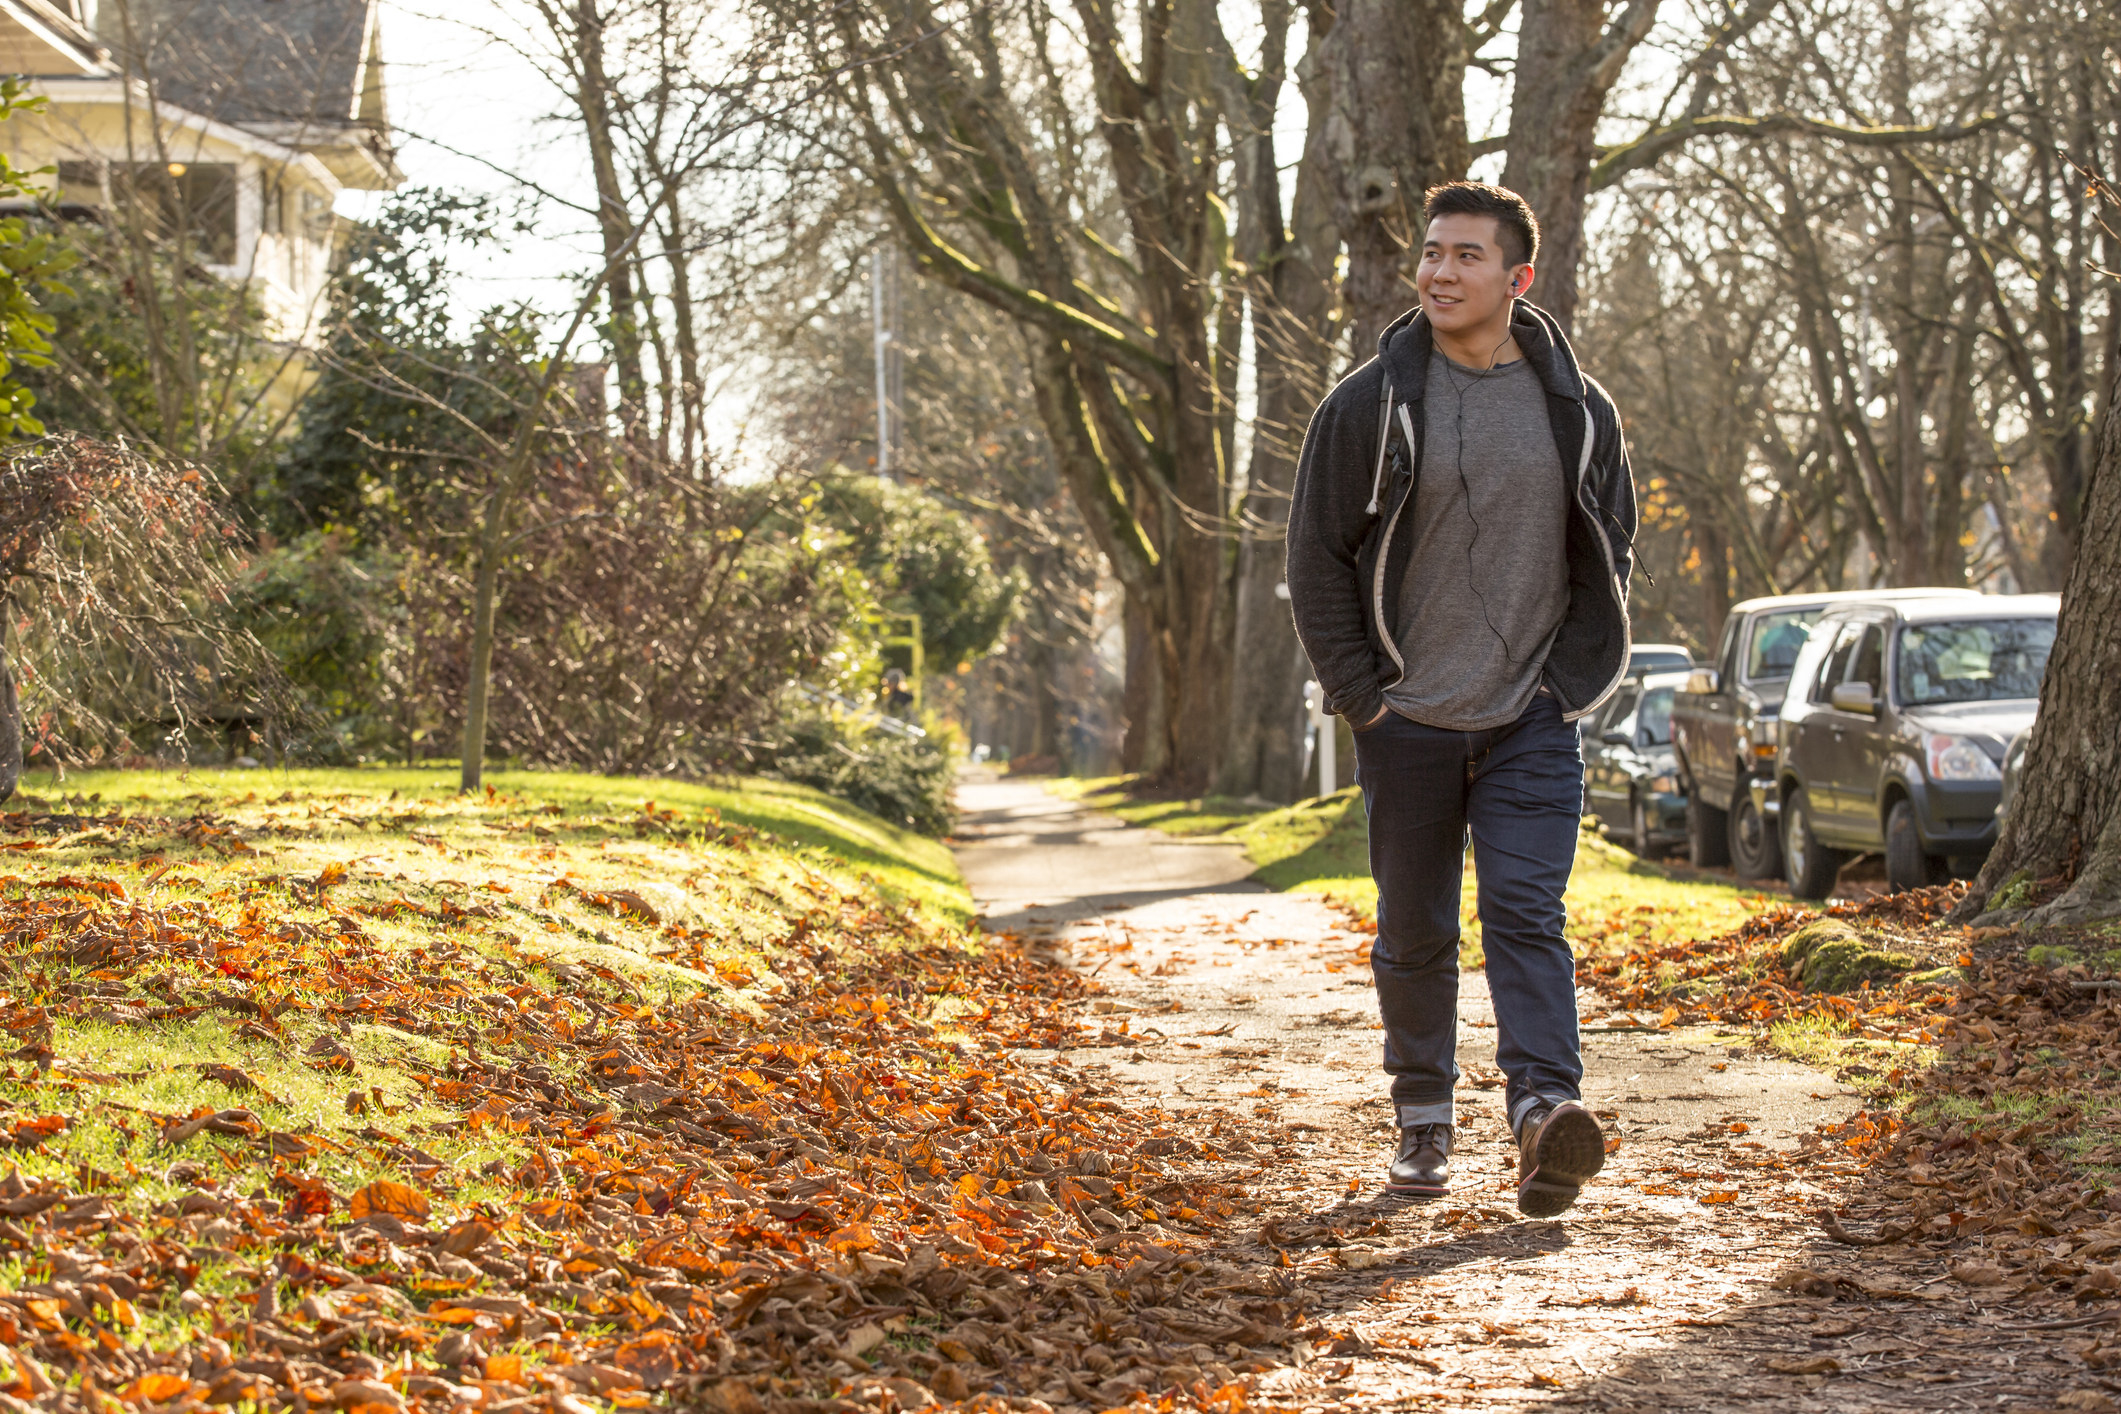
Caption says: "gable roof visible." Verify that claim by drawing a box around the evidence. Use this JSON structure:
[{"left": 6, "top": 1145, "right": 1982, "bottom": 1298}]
[
  {"left": 103, "top": 0, "right": 385, "bottom": 131},
  {"left": 0, "top": 0, "right": 105, "bottom": 74}
]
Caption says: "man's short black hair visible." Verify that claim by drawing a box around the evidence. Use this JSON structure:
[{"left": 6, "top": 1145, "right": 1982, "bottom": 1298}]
[{"left": 1423, "top": 181, "right": 1540, "bottom": 270}]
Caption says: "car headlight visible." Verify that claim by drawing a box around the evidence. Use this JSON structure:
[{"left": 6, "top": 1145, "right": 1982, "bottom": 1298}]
[
  {"left": 1649, "top": 774, "right": 1680, "bottom": 794},
  {"left": 1926, "top": 734, "right": 2001, "bottom": 782}
]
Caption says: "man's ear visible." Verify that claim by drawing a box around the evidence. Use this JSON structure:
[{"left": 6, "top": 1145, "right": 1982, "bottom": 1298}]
[{"left": 1510, "top": 264, "right": 1536, "bottom": 297}]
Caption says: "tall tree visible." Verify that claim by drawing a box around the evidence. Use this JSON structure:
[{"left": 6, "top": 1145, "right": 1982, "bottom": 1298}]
[
  {"left": 1215, "top": 0, "right": 1338, "bottom": 801},
  {"left": 1500, "top": 0, "right": 1659, "bottom": 332},
  {"left": 1955, "top": 352, "right": 2121, "bottom": 924},
  {"left": 1311, "top": 0, "right": 1475, "bottom": 354},
  {"left": 790, "top": 0, "right": 1264, "bottom": 787}
]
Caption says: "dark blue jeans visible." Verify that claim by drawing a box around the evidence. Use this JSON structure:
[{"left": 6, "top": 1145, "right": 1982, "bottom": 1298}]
[{"left": 1351, "top": 692, "right": 1584, "bottom": 1136}]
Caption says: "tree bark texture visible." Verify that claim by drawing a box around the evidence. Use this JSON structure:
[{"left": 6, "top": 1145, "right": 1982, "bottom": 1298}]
[
  {"left": 1956, "top": 363, "right": 2121, "bottom": 925},
  {"left": 1312, "top": 0, "right": 1468, "bottom": 357},
  {"left": 1502, "top": 0, "right": 1659, "bottom": 332},
  {"left": 828, "top": 0, "right": 1250, "bottom": 789},
  {"left": 1216, "top": 0, "right": 1339, "bottom": 801}
]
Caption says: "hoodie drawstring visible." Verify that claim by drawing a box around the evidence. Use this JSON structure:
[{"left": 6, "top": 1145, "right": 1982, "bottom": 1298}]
[{"left": 1367, "top": 377, "right": 1395, "bottom": 516}]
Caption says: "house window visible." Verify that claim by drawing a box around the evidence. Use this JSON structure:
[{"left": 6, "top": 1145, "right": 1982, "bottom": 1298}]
[
  {"left": 298, "top": 189, "right": 331, "bottom": 235},
  {"left": 110, "top": 162, "right": 240, "bottom": 265},
  {"left": 55, "top": 160, "right": 103, "bottom": 205}
]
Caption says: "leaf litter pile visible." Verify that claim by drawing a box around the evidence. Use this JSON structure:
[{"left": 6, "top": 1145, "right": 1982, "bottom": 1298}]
[
  {"left": 0, "top": 784, "right": 1305, "bottom": 1414},
  {"left": 1583, "top": 875, "right": 2121, "bottom": 1389}
]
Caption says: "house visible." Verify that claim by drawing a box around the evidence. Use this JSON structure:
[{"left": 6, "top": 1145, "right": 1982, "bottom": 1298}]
[{"left": 0, "top": 0, "right": 401, "bottom": 341}]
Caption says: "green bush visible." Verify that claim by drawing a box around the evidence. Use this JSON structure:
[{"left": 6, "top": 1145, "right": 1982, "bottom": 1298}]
[{"left": 763, "top": 711, "right": 956, "bottom": 837}]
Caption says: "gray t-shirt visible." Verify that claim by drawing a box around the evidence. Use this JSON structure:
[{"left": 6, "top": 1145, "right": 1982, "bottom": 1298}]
[{"left": 1382, "top": 351, "right": 1571, "bottom": 731}]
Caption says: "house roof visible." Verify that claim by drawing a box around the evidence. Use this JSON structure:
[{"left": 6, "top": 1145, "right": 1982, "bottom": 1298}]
[
  {"left": 0, "top": 0, "right": 105, "bottom": 74},
  {"left": 103, "top": 0, "right": 386, "bottom": 132}
]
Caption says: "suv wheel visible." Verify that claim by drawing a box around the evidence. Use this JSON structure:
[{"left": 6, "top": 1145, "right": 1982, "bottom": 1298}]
[
  {"left": 1729, "top": 791, "right": 1782, "bottom": 881},
  {"left": 1784, "top": 788, "right": 1846, "bottom": 901},
  {"left": 1687, "top": 795, "right": 1730, "bottom": 868},
  {"left": 1630, "top": 797, "right": 1654, "bottom": 856},
  {"left": 1885, "top": 800, "right": 1950, "bottom": 892}
]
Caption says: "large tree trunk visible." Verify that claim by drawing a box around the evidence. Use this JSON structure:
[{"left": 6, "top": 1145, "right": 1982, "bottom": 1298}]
[
  {"left": 1120, "top": 598, "right": 1167, "bottom": 775},
  {"left": 1502, "top": 0, "right": 1659, "bottom": 332},
  {"left": 1215, "top": 0, "right": 1335, "bottom": 803},
  {"left": 1955, "top": 364, "right": 2121, "bottom": 926},
  {"left": 1313, "top": 0, "right": 1469, "bottom": 355}
]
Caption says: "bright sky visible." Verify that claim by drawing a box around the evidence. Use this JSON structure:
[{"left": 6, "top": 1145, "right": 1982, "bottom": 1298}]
[
  {"left": 338, "top": 1, "right": 598, "bottom": 317},
  {"left": 357, "top": 0, "right": 1521, "bottom": 323}
]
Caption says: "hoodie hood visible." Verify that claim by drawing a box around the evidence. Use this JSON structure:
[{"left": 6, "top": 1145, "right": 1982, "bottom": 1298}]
[{"left": 1375, "top": 299, "right": 1588, "bottom": 406}]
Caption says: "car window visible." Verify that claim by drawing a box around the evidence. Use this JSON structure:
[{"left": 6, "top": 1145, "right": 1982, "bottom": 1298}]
[
  {"left": 1638, "top": 688, "right": 1675, "bottom": 745},
  {"left": 1600, "top": 685, "right": 1639, "bottom": 735},
  {"left": 1849, "top": 624, "right": 1884, "bottom": 695},
  {"left": 1632, "top": 651, "right": 1690, "bottom": 673},
  {"left": 1716, "top": 620, "right": 1740, "bottom": 687},
  {"left": 1810, "top": 622, "right": 1861, "bottom": 704},
  {"left": 1745, "top": 608, "right": 1824, "bottom": 680},
  {"left": 1896, "top": 618, "right": 2056, "bottom": 705}
]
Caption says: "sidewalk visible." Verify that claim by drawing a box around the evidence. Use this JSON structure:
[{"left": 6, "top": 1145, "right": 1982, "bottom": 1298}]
[{"left": 950, "top": 773, "right": 2059, "bottom": 1412}]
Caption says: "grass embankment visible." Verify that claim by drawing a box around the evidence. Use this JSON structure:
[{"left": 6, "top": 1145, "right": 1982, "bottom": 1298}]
[
  {"left": 0, "top": 767, "right": 1285, "bottom": 1410},
  {"left": 1052, "top": 776, "right": 1768, "bottom": 964}
]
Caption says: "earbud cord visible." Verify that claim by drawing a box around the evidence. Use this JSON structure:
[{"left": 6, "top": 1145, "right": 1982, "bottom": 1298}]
[{"left": 1442, "top": 319, "right": 1535, "bottom": 668}]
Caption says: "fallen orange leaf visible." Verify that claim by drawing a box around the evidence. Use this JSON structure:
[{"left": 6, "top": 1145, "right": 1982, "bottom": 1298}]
[{"left": 347, "top": 1180, "right": 429, "bottom": 1222}]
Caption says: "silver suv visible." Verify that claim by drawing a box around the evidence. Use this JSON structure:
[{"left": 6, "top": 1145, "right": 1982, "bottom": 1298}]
[{"left": 1772, "top": 594, "right": 2057, "bottom": 898}]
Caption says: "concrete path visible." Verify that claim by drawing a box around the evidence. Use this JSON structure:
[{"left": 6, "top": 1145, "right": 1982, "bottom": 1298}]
[
  {"left": 955, "top": 772, "right": 1850, "bottom": 1156},
  {"left": 948, "top": 773, "right": 1949, "bottom": 1413}
]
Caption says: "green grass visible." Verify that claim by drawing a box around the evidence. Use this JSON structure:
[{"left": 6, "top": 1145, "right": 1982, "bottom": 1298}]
[
  {"left": 0, "top": 763, "right": 975, "bottom": 1356},
  {"left": 1059, "top": 776, "right": 1770, "bottom": 964},
  {"left": 17, "top": 763, "right": 969, "bottom": 928},
  {"left": 1045, "top": 778, "right": 1268, "bottom": 838},
  {"left": 1909, "top": 1086, "right": 2121, "bottom": 1187},
  {"left": 1766, "top": 1012, "right": 1940, "bottom": 1093}
]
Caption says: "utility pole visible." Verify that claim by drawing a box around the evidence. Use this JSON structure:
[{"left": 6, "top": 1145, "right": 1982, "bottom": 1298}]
[{"left": 871, "top": 246, "right": 898, "bottom": 480}]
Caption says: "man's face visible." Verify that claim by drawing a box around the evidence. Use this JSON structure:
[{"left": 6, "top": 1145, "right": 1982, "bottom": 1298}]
[{"left": 1415, "top": 213, "right": 1531, "bottom": 335}]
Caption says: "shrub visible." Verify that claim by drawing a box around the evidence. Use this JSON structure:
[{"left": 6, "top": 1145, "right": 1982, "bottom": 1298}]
[
  {"left": 0, "top": 435, "right": 294, "bottom": 793},
  {"left": 762, "top": 709, "right": 956, "bottom": 836}
]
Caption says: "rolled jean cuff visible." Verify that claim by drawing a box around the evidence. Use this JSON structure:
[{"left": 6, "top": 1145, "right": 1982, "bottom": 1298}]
[
  {"left": 1396, "top": 1100, "right": 1455, "bottom": 1129},
  {"left": 1510, "top": 1091, "right": 1578, "bottom": 1137}
]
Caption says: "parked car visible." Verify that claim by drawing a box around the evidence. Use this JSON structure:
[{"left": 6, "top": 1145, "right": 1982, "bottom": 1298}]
[
  {"left": 1582, "top": 669, "right": 1692, "bottom": 855},
  {"left": 1629, "top": 643, "right": 1694, "bottom": 675},
  {"left": 1579, "top": 645, "right": 1693, "bottom": 747},
  {"left": 1772, "top": 594, "right": 2058, "bottom": 898},
  {"left": 1671, "top": 588, "right": 1981, "bottom": 878}
]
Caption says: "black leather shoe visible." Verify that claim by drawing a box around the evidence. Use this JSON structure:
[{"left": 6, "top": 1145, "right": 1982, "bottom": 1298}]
[
  {"left": 1515, "top": 1101, "right": 1605, "bottom": 1217},
  {"left": 1386, "top": 1124, "right": 1452, "bottom": 1198}
]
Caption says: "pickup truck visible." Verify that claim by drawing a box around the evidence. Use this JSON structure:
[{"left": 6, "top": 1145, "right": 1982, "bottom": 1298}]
[{"left": 1670, "top": 589, "right": 1979, "bottom": 877}]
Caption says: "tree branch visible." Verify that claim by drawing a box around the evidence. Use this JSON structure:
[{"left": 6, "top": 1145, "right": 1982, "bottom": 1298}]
[{"left": 1590, "top": 110, "right": 2005, "bottom": 190}]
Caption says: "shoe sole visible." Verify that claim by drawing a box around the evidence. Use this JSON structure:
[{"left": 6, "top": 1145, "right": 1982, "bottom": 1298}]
[
  {"left": 1384, "top": 1179, "right": 1447, "bottom": 1200},
  {"left": 1517, "top": 1104, "right": 1605, "bottom": 1218}
]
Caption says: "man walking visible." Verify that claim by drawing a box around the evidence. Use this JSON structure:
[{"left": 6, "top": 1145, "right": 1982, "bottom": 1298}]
[{"left": 1286, "top": 182, "right": 1636, "bottom": 1218}]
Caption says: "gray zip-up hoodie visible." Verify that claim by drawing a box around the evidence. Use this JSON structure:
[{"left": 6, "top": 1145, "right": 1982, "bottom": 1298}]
[{"left": 1286, "top": 300, "right": 1638, "bottom": 731}]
